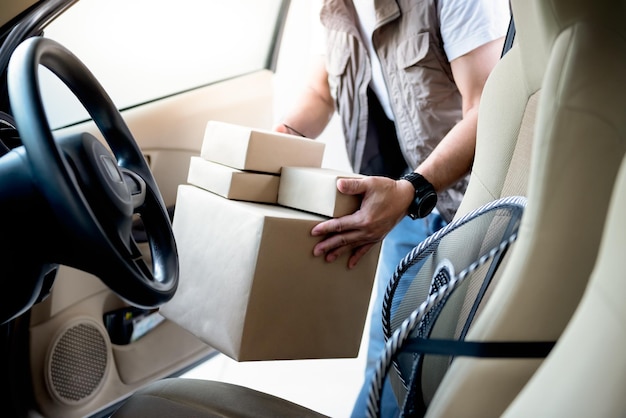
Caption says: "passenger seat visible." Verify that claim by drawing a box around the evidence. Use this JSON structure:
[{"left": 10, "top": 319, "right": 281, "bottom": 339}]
[
  {"left": 502, "top": 153, "right": 626, "bottom": 417},
  {"left": 423, "top": 0, "right": 626, "bottom": 416}
]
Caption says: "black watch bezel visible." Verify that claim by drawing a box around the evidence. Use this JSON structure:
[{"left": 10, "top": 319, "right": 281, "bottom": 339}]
[{"left": 400, "top": 172, "right": 437, "bottom": 219}]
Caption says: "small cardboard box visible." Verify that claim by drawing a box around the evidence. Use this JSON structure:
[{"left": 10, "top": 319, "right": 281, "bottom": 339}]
[
  {"left": 161, "top": 185, "right": 380, "bottom": 361},
  {"left": 187, "top": 156, "right": 280, "bottom": 203},
  {"left": 278, "top": 167, "right": 364, "bottom": 217},
  {"left": 200, "top": 120, "right": 325, "bottom": 174}
]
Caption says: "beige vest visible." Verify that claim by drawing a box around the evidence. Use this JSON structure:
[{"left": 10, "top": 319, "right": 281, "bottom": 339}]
[{"left": 320, "top": 0, "right": 467, "bottom": 221}]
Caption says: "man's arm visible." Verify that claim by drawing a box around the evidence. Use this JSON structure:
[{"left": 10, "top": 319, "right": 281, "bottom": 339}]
[
  {"left": 416, "top": 38, "right": 504, "bottom": 190},
  {"left": 311, "top": 37, "right": 505, "bottom": 268},
  {"left": 273, "top": 55, "right": 335, "bottom": 138}
]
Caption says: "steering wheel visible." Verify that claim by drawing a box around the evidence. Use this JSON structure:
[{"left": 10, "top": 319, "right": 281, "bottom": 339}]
[{"left": 7, "top": 37, "right": 178, "bottom": 308}]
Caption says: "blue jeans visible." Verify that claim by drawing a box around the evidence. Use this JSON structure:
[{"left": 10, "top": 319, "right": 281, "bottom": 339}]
[{"left": 351, "top": 212, "right": 446, "bottom": 418}]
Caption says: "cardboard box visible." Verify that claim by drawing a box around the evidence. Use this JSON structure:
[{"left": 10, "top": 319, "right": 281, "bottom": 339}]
[
  {"left": 161, "top": 185, "right": 380, "bottom": 361},
  {"left": 200, "top": 120, "right": 325, "bottom": 174},
  {"left": 187, "top": 156, "right": 280, "bottom": 203},
  {"left": 278, "top": 167, "right": 364, "bottom": 217}
]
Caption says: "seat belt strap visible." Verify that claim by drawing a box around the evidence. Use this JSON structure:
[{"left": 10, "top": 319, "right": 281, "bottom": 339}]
[{"left": 402, "top": 336, "right": 555, "bottom": 359}]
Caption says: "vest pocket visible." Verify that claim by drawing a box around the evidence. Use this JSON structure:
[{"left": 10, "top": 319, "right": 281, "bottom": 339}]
[
  {"left": 396, "top": 31, "right": 454, "bottom": 105},
  {"left": 397, "top": 32, "right": 430, "bottom": 69}
]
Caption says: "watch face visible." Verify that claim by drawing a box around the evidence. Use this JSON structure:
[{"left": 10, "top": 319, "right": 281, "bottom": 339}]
[{"left": 417, "top": 192, "right": 437, "bottom": 218}]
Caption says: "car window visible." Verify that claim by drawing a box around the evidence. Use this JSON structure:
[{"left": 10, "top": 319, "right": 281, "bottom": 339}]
[{"left": 40, "top": 0, "right": 285, "bottom": 129}]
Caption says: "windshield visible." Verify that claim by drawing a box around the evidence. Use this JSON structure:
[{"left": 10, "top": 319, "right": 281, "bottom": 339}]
[{"left": 40, "top": 0, "right": 285, "bottom": 129}]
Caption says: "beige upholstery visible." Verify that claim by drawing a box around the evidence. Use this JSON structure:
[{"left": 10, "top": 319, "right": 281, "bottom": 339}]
[
  {"left": 425, "top": 0, "right": 626, "bottom": 417},
  {"left": 503, "top": 154, "right": 626, "bottom": 417}
]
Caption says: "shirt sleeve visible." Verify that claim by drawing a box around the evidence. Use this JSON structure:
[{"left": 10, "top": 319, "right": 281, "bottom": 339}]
[{"left": 439, "top": 0, "right": 511, "bottom": 62}]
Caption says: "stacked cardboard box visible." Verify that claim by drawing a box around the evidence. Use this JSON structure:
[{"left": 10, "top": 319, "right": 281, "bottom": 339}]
[{"left": 161, "top": 121, "right": 380, "bottom": 361}]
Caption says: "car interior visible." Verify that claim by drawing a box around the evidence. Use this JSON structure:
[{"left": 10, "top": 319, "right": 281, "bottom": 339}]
[{"left": 0, "top": 0, "right": 625, "bottom": 417}]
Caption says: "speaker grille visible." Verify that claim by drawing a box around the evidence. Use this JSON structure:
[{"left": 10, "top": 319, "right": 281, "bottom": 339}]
[{"left": 47, "top": 321, "right": 109, "bottom": 404}]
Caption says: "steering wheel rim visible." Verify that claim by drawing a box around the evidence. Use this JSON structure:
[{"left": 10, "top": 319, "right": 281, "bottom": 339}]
[{"left": 7, "top": 36, "right": 178, "bottom": 307}]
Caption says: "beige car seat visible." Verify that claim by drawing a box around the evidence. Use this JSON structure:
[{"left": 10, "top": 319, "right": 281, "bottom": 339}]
[
  {"left": 502, "top": 154, "right": 626, "bottom": 417},
  {"left": 423, "top": 0, "right": 626, "bottom": 417},
  {"left": 112, "top": 0, "right": 626, "bottom": 416}
]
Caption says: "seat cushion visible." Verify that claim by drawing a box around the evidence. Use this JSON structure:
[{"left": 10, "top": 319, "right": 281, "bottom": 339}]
[{"left": 111, "top": 378, "right": 328, "bottom": 418}]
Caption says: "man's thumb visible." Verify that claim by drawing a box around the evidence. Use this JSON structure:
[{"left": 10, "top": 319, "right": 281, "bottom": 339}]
[{"left": 337, "top": 177, "right": 365, "bottom": 195}]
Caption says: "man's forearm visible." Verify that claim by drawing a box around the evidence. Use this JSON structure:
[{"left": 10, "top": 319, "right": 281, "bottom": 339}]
[
  {"left": 275, "top": 56, "right": 335, "bottom": 138},
  {"left": 415, "top": 107, "right": 478, "bottom": 192},
  {"left": 279, "top": 86, "right": 335, "bottom": 138}
]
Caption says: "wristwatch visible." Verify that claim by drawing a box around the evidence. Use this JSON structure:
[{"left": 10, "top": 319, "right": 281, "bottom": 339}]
[{"left": 399, "top": 172, "right": 437, "bottom": 219}]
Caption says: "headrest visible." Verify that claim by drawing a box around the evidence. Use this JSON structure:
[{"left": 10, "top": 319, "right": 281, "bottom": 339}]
[{"left": 511, "top": 0, "right": 626, "bottom": 88}]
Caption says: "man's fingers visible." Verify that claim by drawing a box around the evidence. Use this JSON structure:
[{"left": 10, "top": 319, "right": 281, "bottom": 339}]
[
  {"left": 312, "top": 230, "right": 354, "bottom": 257},
  {"left": 272, "top": 123, "right": 289, "bottom": 134},
  {"left": 311, "top": 216, "right": 352, "bottom": 236},
  {"left": 313, "top": 228, "right": 379, "bottom": 269},
  {"left": 318, "top": 242, "right": 375, "bottom": 269},
  {"left": 348, "top": 243, "right": 376, "bottom": 269}
]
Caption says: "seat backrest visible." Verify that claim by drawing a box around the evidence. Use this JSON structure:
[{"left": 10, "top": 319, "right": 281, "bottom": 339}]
[
  {"left": 423, "top": 0, "right": 626, "bottom": 416},
  {"left": 502, "top": 153, "right": 626, "bottom": 417}
]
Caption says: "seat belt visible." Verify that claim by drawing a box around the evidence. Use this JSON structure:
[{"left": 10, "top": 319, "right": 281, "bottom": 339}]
[{"left": 502, "top": 13, "right": 516, "bottom": 57}]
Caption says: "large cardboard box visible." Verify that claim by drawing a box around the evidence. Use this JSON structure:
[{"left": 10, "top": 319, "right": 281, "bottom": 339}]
[
  {"left": 201, "top": 120, "right": 325, "bottom": 174},
  {"left": 278, "top": 167, "right": 364, "bottom": 217},
  {"left": 161, "top": 185, "right": 380, "bottom": 361},
  {"left": 187, "top": 156, "right": 280, "bottom": 203}
]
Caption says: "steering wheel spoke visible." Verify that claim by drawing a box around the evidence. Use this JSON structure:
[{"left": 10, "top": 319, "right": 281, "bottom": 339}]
[{"left": 121, "top": 168, "right": 147, "bottom": 210}]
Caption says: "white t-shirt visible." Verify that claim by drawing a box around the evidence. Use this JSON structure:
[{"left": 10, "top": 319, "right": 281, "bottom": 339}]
[{"left": 352, "top": 0, "right": 511, "bottom": 120}]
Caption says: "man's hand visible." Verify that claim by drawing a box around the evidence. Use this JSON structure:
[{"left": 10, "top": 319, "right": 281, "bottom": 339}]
[{"left": 311, "top": 176, "right": 415, "bottom": 268}]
